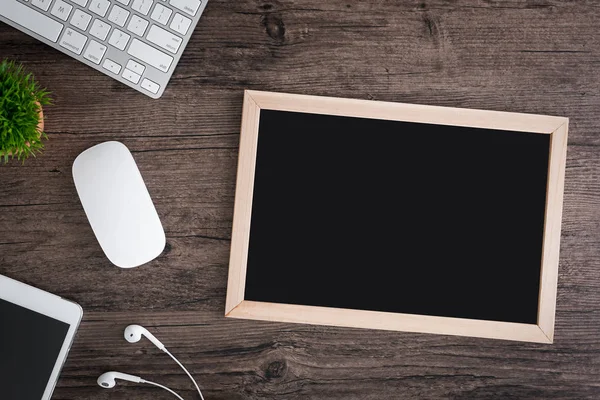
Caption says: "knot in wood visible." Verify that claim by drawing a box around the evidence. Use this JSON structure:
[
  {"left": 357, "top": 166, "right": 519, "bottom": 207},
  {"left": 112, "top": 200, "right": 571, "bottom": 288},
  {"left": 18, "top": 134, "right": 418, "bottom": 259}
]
[
  {"left": 262, "top": 14, "right": 286, "bottom": 42},
  {"left": 265, "top": 360, "right": 287, "bottom": 379}
]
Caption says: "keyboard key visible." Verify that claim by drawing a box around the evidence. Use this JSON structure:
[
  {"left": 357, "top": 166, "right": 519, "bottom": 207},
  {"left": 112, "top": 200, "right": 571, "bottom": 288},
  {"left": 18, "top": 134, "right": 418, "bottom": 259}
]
[
  {"left": 51, "top": 0, "right": 73, "bottom": 21},
  {"left": 59, "top": 27, "right": 87, "bottom": 54},
  {"left": 127, "top": 39, "right": 173, "bottom": 73},
  {"left": 31, "top": 0, "right": 53, "bottom": 11},
  {"left": 70, "top": 9, "right": 92, "bottom": 31},
  {"left": 151, "top": 3, "right": 172, "bottom": 25},
  {"left": 141, "top": 78, "right": 160, "bottom": 94},
  {"left": 126, "top": 15, "right": 148, "bottom": 36},
  {"left": 83, "top": 40, "right": 107, "bottom": 64},
  {"left": 126, "top": 59, "right": 145, "bottom": 75},
  {"left": 70, "top": 0, "right": 88, "bottom": 6},
  {"left": 115, "top": 0, "right": 130, "bottom": 5},
  {"left": 3, "top": 0, "right": 64, "bottom": 42},
  {"left": 146, "top": 25, "right": 182, "bottom": 54},
  {"left": 169, "top": 0, "right": 200, "bottom": 16},
  {"left": 107, "top": 4, "right": 130, "bottom": 27},
  {"left": 102, "top": 58, "right": 121, "bottom": 74},
  {"left": 89, "top": 0, "right": 110, "bottom": 17},
  {"left": 108, "top": 28, "right": 130, "bottom": 50},
  {"left": 122, "top": 68, "right": 141, "bottom": 84},
  {"left": 89, "top": 19, "right": 111, "bottom": 40},
  {"left": 169, "top": 13, "right": 191, "bottom": 35},
  {"left": 131, "top": 0, "right": 153, "bottom": 15}
]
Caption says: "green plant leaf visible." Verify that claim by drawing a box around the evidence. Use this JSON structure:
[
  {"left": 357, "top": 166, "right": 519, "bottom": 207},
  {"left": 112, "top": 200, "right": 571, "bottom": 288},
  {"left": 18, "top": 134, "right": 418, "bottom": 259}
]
[{"left": 0, "top": 59, "right": 52, "bottom": 163}]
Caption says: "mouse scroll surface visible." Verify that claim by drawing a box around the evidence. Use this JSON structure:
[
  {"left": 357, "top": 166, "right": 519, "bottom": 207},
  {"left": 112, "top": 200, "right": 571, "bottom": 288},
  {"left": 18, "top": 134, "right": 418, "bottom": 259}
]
[{"left": 72, "top": 141, "right": 165, "bottom": 268}]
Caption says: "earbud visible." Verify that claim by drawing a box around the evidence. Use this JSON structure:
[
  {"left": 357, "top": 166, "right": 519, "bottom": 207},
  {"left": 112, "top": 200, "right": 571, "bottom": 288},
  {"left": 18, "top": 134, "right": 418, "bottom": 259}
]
[
  {"left": 97, "top": 371, "right": 185, "bottom": 400},
  {"left": 97, "top": 371, "right": 142, "bottom": 389},
  {"left": 124, "top": 324, "right": 166, "bottom": 351},
  {"left": 99, "top": 325, "right": 203, "bottom": 400}
]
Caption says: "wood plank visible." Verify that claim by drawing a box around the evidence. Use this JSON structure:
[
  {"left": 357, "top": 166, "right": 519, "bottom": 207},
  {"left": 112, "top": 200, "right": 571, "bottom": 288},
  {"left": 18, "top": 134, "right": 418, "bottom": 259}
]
[
  {"left": 55, "top": 310, "right": 600, "bottom": 399},
  {"left": 538, "top": 121, "right": 569, "bottom": 341},
  {"left": 1, "top": 0, "right": 600, "bottom": 398},
  {"left": 225, "top": 92, "right": 260, "bottom": 315},
  {"left": 228, "top": 301, "right": 551, "bottom": 343},
  {"left": 248, "top": 90, "right": 567, "bottom": 133}
]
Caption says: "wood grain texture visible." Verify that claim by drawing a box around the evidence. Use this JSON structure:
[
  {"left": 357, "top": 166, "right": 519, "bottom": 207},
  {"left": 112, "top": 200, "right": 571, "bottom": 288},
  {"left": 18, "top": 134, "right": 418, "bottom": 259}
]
[{"left": 1, "top": 0, "right": 599, "bottom": 398}]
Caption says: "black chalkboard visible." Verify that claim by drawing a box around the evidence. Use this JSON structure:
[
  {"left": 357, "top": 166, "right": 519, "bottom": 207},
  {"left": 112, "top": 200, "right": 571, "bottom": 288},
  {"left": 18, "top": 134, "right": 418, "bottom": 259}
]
[{"left": 243, "top": 109, "right": 550, "bottom": 325}]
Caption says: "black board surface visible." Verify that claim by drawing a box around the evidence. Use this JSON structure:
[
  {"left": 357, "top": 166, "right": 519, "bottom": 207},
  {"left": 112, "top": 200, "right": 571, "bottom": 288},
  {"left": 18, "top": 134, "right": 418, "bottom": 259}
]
[{"left": 244, "top": 109, "right": 550, "bottom": 324}]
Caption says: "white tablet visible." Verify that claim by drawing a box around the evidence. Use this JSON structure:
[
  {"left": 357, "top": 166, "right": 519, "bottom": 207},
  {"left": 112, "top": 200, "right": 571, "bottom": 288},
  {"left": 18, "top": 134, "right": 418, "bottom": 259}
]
[{"left": 0, "top": 274, "right": 83, "bottom": 400}]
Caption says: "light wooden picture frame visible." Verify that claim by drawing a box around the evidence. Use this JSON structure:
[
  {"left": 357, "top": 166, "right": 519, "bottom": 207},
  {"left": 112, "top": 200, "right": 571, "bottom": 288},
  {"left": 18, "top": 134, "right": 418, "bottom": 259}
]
[{"left": 225, "top": 90, "right": 568, "bottom": 343}]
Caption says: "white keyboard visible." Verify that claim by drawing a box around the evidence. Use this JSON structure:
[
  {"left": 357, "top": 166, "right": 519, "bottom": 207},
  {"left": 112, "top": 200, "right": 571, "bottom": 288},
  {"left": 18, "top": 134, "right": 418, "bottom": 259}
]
[{"left": 0, "top": 0, "right": 207, "bottom": 98}]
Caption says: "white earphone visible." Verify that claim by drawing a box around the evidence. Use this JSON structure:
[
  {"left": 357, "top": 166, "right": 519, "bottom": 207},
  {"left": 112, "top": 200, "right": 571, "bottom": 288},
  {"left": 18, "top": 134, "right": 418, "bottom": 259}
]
[
  {"left": 97, "top": 371, "right": 141, "bottom": 388},
  {"left": 97, "top": 370, "right": 186, "bottom": 400},
  {"left": 124, "top": 324, "right": 165, "bottom": 350},
  {"left": 98, "top": 324, "right": 205, "bottom": 400}
]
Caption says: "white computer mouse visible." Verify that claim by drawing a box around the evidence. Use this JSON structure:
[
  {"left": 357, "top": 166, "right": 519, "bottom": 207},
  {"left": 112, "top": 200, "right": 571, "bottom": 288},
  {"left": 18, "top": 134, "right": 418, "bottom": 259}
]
[{"left": 72, "top": 141, "right": 165, "bottom": 268}]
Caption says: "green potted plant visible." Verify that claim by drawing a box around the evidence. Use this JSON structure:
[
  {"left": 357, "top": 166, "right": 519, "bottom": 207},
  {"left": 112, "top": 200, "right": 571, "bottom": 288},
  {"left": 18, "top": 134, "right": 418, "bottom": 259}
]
[{"left": 0, "top": 60, "right": 51, "bottom": 162}]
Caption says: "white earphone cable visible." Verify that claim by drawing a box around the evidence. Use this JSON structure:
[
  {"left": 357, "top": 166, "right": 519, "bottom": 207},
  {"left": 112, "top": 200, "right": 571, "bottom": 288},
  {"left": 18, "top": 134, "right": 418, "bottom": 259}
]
[
  {"left": 164, "top": 348, "right": 206, "bottom": 400},
  {"left": 142, "top": 379, "right": 185, "bottom": 400}
]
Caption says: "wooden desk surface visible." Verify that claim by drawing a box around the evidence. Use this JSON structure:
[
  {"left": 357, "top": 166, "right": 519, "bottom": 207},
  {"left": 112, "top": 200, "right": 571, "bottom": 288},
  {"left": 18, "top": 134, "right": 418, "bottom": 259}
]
[{"left": 1, "top": 1, "right": 599, "bottom": 399}]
